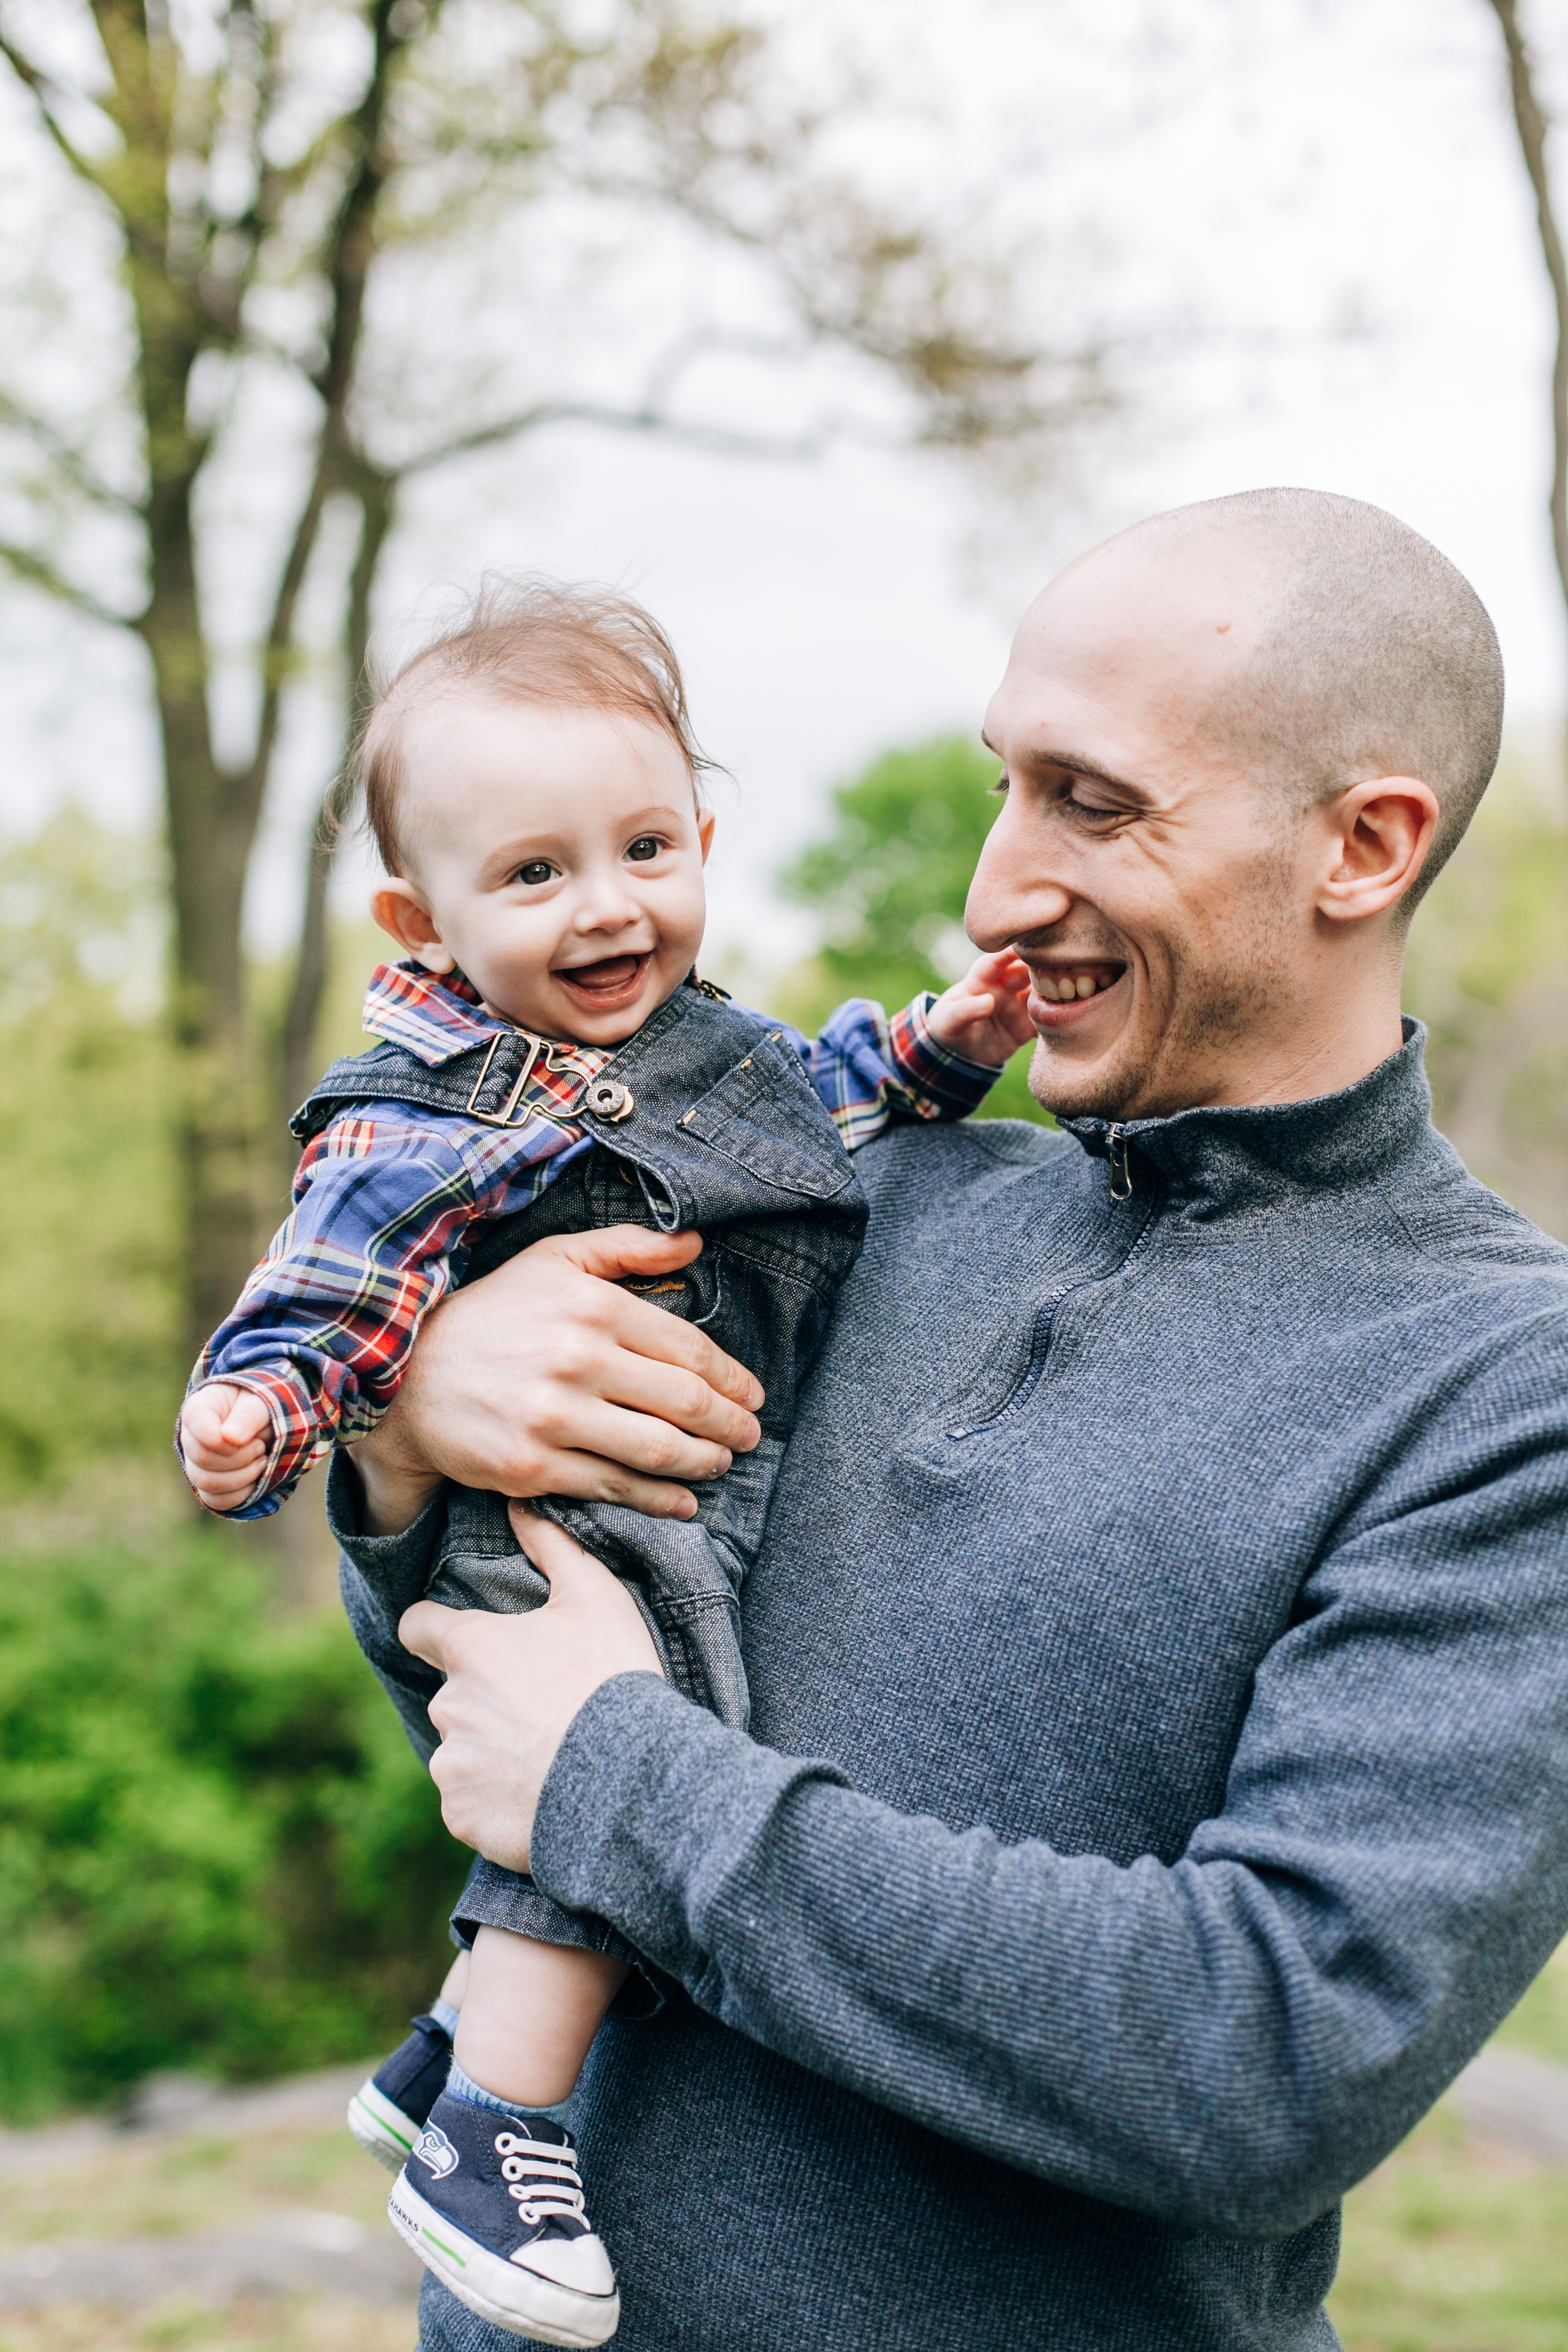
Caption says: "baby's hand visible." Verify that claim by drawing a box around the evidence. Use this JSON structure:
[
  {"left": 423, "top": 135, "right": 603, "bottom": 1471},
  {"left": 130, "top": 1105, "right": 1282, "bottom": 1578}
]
[
  {"left": 179, "top": 1382, "right": 273, "bottom": 1512},
  {"left": 926, "top": 950, "right": 1035, "bottom": 1068}
]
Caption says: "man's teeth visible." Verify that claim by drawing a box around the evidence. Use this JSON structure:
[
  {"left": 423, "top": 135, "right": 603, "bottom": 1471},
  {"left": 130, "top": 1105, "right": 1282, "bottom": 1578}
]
[{"left": 1037, "top": 970, "right": 1118, "bottom": 1003}]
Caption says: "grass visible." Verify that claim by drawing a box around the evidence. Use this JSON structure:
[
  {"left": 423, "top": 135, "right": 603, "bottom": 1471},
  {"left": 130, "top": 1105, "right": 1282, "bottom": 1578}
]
[
  {"left": 1328, "top": 1940, "right": 1568, "bottom": 2351},
  {"left": 0, "top": 1955, "right": 1561, "bottom": 2352},
  {"left": 0, "top": 2302, "right": 411, "bottom": 2352},
  {"left": 1330, "top": 2106, "right": 1568, "bottom": 2352},
  {"left": 0, "top": 2116, "right": 396, "bottom": 2249}
]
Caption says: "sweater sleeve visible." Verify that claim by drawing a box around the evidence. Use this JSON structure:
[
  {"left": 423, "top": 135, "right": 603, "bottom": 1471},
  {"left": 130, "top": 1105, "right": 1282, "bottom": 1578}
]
[{"left": 529, "top": 1387, "right": 1568, "bottom": 2240}]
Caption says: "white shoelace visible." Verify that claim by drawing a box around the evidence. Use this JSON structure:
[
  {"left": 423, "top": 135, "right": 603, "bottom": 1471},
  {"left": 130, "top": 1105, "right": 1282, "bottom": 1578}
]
[{"left": 494, "top": 2130, "right": 588, "bottom": 2230}]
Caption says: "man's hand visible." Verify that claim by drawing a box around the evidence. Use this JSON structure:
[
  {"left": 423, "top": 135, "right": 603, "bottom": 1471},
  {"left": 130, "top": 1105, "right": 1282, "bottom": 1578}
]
[
  {"left": 349, "top": 1227, "right": 765, "bottom": 1536},
  {"left": 179, "top": 1382, "right": 272, "bottom": 1512},
  {"left": 925, "top": 949, "right": 1034, "bottom": 1068},
  {"left": 400, "top": 1511, "right": 662, "bottom": 1872}
]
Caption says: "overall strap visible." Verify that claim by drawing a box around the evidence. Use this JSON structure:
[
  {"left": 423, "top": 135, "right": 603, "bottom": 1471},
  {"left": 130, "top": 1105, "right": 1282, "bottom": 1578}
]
[
  {"left": 287, "top": 975, "right": 741, "bottom": 1150},
  {"left": 289, "top": 1029, "right": 548, "bottom": 1146}
]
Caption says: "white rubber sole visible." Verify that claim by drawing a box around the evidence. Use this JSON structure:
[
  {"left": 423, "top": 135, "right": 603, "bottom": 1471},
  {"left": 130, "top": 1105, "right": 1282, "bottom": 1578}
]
[
  {"left": 388, "top": 2169, "right": 621, "bottom": 2347},
  {"left": 347, "top": 2079, "right": 419, "bottom": 2176}
]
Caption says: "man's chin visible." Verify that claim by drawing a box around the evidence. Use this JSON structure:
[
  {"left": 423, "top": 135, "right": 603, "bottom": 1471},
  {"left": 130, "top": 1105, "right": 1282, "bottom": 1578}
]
[{"left": 1025, "top": 1036, "right": 1148, "bottom": 1126}]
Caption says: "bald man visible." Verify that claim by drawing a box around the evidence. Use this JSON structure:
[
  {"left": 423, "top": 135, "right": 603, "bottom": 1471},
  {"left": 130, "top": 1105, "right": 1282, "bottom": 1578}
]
[{"left": 336, "top": 490, "right": 1568, "bottom": 2352}]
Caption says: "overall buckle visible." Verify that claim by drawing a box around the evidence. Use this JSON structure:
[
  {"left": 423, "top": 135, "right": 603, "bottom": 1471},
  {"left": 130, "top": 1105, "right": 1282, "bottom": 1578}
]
[{"left": 465, "top": 1030, "right": 543, "bottom": 1127}]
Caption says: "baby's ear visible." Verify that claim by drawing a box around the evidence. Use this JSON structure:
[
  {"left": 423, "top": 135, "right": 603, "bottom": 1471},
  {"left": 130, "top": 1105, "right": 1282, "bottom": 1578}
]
[
  {"left": 371, "top": 881, "right": 456, "bottom": 973},
  {"left": 697, "top": 810, "right": 716, "bottom": 862}
]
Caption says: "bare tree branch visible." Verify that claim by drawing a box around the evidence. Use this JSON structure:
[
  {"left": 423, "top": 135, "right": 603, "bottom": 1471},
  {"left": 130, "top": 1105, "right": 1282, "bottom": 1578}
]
[
  {"left": 238, "top": 0, "right": 414, "bottom": 829},
  {"left": 401, "top": 396, "right": 833, "bottom": 476},
  {"left": 0, "top": 33, "right": 102, "bottom": 185},
  {"left": 0, "top": 391, "right": 143, "bottom": 516},
  {"left": 1486, "top": 0, "right": 1568, "bottom": 640},
  {"left": 0, "top": 536, "right": 136, "bottom": 630}
]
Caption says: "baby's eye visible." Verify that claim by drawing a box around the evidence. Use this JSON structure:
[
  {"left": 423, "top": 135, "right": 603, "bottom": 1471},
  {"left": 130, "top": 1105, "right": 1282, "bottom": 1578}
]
[
  {"left": 514, "top": 861, "right": 555, "bottom": 887},
  {"left": 625, "top": 835, "right": 662, "bottom": 864}
]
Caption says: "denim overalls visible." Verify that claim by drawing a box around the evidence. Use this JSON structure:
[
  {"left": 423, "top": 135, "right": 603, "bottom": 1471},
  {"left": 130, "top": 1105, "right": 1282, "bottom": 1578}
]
[{"left": 295, "top": 978, "right": 869, "bottom": 1963}]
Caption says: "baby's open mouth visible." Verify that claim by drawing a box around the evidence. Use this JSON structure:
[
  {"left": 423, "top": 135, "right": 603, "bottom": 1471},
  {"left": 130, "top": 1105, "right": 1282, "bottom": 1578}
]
[{"left": 554, "top": 953, "right": 650, "bottom": 999}]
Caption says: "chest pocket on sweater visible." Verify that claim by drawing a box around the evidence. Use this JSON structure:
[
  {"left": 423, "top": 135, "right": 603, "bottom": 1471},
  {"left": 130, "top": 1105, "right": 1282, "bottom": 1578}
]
[{"left": 681, "top": 1032, "right": 853, "bottom": 1200}]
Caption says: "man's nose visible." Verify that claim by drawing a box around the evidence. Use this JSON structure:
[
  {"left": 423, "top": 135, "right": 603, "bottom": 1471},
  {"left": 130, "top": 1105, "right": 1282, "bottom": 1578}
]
[{"left": 964, "top": 799, "right": 1073, "bottom": 951}]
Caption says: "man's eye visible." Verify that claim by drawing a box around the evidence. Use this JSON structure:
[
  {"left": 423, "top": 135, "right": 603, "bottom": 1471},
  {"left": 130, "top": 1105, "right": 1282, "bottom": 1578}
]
[
  {"left": 1067, "top": 792, "right": 1122, "bottom": 826},
  {"left": 515, "top": 861, "right": 555, "bottom": 886},
  {"left": 625, "top": 835, "right": 662, "bottom": 863}
]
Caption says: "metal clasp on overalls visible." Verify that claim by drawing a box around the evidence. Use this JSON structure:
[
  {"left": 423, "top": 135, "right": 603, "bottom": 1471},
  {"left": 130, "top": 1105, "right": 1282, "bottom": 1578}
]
[
  {"left": 1108, "top": 1125, "right": 1133, "bottom": 1202},
  {"left": 465, "top": 1030, "right": 542, "bottom": 1127}
]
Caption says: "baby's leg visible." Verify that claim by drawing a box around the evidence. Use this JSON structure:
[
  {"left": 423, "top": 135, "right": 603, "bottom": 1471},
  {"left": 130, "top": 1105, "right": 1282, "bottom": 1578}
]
[{"left": 455, "top": 1927, "right": 628, "bottom": 2109}]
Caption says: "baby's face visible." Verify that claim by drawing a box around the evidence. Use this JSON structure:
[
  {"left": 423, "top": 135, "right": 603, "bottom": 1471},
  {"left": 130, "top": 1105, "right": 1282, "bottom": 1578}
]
[{"left": 375, "top": 695, "right": 712, "bottom": 1046}]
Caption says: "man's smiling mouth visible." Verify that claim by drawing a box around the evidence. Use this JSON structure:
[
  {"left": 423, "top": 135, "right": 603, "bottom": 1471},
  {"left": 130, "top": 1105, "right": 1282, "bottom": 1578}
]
[
  {"left": 553, "top": 953, "right": 651, "bottom": 999},
  {"left": 1031, "top": 963, "right": 1125, "bottom": 1004}
]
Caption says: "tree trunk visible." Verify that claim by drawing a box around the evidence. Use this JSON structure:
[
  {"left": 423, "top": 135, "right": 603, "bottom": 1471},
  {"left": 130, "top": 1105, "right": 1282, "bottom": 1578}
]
[
  {"left": 1488, "top": 0, "right": 1568, "bottom": 770},
  {"left": 280, "top": 467, "right": 399, "bottom": 1126}
]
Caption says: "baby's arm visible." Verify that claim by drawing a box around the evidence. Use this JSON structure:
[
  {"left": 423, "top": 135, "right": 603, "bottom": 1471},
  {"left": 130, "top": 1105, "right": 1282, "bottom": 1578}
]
[
  {"left": 179, "top": 1383, "right": 275, "bottom": 1513},
  {"left": 793, "top": 951, "right": 1032, "bottom": 1149},
  {"left": 180, "top": 1110, "right": 488, "bottom": 1519},
  {"left": 923, "top": 948, "right": 1034, "bottom": 1069}
]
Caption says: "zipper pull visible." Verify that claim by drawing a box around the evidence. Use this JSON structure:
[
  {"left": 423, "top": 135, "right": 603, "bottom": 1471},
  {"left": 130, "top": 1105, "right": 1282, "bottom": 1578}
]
[{"left": 1108, "top": 1125, "right": 1133, "bottom": 1202}]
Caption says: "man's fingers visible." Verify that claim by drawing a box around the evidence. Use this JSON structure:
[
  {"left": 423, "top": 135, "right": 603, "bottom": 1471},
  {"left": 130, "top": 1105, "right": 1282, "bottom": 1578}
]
[
  {"left": 554, "top": 1224, "right": 704, "bottom": 1282},
  {"left": 579, "top": 1348, "right": 758, "bottom": 1456},
  {"left": 542, "top": 1226, "right": 764, "bottom": 1413},
  {"left": 509, "top": 1510, "right": 665, "bottom": 1670},
  {"left": 513, "top": 1447, "right": 700, "bottom": 1519},
  {"left": 399, "top": 1597, "right": 467, "bottom": 1671},
  {"left": 601, "top": 1283, "right": 765, "bottom": 1414}
]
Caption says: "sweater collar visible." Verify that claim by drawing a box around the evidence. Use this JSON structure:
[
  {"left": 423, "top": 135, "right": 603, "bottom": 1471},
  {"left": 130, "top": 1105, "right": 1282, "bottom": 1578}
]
[{"left": 1057, "top": 1019, "right": 1436, "bottom": 1209}]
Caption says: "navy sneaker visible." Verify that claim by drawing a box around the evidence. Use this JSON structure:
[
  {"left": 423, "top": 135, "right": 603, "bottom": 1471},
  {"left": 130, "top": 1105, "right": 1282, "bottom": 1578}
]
[
  {"left": 388, "top": 2088, "right": 618, "bottom": 2346},
  {"left": 347, "top": 2014, "right": 453, "bottom": 2174}
]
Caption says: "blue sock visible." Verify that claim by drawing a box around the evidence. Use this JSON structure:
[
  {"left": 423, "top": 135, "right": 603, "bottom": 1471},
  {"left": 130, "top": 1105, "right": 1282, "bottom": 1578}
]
[
  {"left": 430, "top": 1996, "right": 460, "bottom": 2040},
  {"left": 446, "top": 2055, "right": 574, "bottom": 2130}
]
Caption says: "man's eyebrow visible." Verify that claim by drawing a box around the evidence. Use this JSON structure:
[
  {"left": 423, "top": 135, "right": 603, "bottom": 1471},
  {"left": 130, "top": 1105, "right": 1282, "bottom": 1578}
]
[
  {"left": 1023, "top": 746, "right": 1152, "bottom": 801},
  {"left": 978, "top": 729, "right": 1147, "bottom": 798}
]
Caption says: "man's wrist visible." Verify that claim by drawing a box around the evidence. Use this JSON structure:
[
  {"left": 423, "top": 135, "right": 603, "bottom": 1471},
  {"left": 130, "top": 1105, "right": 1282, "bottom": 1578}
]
[{"left": 345, "top": 1434, "right": 444, "bottom": 1536}]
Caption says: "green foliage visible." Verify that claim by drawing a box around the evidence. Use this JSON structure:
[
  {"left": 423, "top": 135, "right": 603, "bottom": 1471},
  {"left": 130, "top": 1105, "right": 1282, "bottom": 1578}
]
[
  {"left": 0, "top": 814, "right": 184, "bottom": 1496},
  {"left": 778, "top": 734, "right": 1049, "bottom": 1125},
  {"left": 1401, "top": 751, "right": 1568, "bottom": 1233},
  {"left": 0, "top": 1525, "right": 466, "bottom": 2122}
]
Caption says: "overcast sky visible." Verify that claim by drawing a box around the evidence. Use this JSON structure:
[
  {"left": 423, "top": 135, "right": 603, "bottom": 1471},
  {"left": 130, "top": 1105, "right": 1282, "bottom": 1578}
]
[{"left": 3, "top": 0, "right": 1565, "bottom": 978}]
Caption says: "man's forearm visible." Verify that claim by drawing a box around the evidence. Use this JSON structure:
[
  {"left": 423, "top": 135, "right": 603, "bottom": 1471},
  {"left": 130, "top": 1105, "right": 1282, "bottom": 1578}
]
[{"left": 530, "top": 1646, "right": 1568, "bottom": 2242}]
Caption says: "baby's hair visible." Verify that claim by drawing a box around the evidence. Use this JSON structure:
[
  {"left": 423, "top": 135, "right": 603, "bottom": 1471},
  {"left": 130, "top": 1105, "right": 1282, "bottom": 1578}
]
[{"left": 353, "top": 576, "right": 716, "bottom": 876}]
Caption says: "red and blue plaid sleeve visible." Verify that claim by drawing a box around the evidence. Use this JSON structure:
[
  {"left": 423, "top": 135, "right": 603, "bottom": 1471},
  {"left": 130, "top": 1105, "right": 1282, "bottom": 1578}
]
[
  {"left": 788, "top": 993, "right": 1004, "bottom": 1152},
  {"left": 179, "top": 1115, "right": 486, "bottom": 1519}
]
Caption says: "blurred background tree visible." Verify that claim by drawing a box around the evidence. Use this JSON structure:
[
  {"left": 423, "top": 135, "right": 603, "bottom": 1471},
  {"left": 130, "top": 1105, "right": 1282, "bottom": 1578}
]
[{"left": 0, "top": 0, "right": 1114, "bottom": 1360}]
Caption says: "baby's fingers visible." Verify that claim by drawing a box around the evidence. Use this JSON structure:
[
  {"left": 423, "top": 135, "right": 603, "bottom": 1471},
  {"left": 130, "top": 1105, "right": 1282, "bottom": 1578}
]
[{"left": 220, "top": 1391, "right": 273, "bottom": 1442}]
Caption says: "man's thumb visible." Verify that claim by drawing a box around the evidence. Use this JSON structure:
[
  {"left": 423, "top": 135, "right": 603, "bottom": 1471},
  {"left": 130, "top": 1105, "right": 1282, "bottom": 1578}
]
[
  {"left": 399, "top": 1597, "right": 462, "bottom": 1668},
  {"left": 509, "top": 1507, "right": 608, "bottom": 1601},
  {"left": 561, "top": 1222, "right": 703, "bottom": 1281}
]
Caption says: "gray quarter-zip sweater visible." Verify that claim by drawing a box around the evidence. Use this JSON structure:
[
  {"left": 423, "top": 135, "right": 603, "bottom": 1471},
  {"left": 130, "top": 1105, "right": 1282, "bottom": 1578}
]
[{"left": 337, "top": 1023, "right": 1568, "bottom": 2351}]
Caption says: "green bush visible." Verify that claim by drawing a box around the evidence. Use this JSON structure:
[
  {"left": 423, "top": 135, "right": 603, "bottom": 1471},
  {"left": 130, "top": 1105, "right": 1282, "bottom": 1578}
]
[
  {"left": 778, "top": 733, "right": 1050, "bottom": 1125},
  {"left": 0, "top": 1527, "right": 467, "bottom": 2121}
]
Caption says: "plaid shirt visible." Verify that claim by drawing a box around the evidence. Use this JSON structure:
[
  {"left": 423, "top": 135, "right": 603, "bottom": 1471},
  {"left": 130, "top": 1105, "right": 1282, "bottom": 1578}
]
[{"left": 186, "top": 962, "right": 1000, "bottom": 1518}]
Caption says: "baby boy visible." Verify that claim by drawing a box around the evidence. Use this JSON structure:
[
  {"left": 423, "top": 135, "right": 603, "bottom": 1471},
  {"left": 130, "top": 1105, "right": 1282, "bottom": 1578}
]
[{"left": 177, "top": 580, "right": 1031, "bottom": 2346}]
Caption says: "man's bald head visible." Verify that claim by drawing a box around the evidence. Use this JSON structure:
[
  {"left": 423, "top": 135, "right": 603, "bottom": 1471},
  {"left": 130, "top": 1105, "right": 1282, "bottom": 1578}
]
[{"left": 1111, "top": 488, "right": 1504, "bottom": 913}]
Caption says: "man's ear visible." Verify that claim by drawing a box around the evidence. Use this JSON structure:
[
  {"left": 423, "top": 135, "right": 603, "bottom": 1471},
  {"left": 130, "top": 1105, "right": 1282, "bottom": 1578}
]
[
  {"left": 1316, "top": 778, "right": 1441, "bottom": 926},
  {"left": 371, "top": 880, "right": 457, "bottom": 973},
  {"left": 697, "top": 810, "right": 716, "bottom": 864}
]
